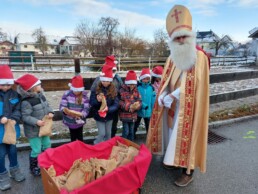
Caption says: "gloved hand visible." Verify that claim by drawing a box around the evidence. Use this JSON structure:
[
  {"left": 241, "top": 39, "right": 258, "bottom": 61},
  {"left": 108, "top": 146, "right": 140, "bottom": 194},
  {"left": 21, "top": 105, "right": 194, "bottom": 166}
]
[
  {"left": 171, "top": 88, "right": 180, "bottom": 100},
  {"left": 163, "top": 94, "right": 174, "bottom": 108},
  {"left": 158, "top": 90, "right": 168, "bottom": 107}
]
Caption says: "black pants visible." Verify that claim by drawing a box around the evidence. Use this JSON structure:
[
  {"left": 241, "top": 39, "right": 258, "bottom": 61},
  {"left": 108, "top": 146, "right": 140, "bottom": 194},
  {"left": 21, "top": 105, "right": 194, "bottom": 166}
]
[
  {"left": 134, "top": 116, "right": 150, "bottom": 136},
  {"left": 69, "top": 126, "right": 83, "bottom": 142},
  {"left": 111, "top": 111, "right": 119, "bottom": 138},
  {"left": 182, "top": 168, "right": 194, "bottom": 176}
]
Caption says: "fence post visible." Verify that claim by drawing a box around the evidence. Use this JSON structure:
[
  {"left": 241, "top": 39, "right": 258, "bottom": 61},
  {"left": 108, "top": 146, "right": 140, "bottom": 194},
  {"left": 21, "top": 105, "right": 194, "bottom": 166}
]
[
  {"left": 31, "top": 55, "right": 34, "bottom": 71},
  {"left": 74, "top": 58, "right": 81, "bottom": 75},
  {"left": 148, "top": 57, "right": 151, "bottom": 69},
  {"left": 118, "top": 56, "right": 121, "bottom": 72}
]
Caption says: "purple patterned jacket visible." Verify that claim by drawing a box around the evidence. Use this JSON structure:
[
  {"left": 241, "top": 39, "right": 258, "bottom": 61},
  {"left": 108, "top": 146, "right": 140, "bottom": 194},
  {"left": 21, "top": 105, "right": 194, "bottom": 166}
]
[{"left": 59, "top": 90, "right": 90, "bottom": 129}]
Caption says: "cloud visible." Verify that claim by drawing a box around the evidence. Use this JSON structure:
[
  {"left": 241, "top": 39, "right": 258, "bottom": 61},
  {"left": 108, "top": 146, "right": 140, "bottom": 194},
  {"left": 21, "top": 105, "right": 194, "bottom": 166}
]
[
  {"left": 236, "top": 0, "right": 258, "bottom": 7},
  {"left": 72, "top": 1, "right": 164, "bottom": 27},
  {"left": 19, "top": 0, "right": 164, "bottom": 28},
  {"left": 183, "top": 0, "right": 258, "bottom": 17},
  {"left": 1, "top": 20, "right": 72, "bottom": 38}
]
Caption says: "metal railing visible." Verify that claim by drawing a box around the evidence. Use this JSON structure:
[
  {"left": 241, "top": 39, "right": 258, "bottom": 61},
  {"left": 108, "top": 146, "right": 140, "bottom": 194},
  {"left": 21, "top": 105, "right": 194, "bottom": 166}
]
[{"left": 0, "top": 55, "right": 256, "bottom": 71}]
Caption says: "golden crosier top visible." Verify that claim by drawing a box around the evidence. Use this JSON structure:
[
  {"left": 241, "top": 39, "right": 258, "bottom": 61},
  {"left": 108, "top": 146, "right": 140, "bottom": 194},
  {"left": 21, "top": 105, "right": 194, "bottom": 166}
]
[{"left": 166, "top": 5, "right": 192, "bottom": 37}]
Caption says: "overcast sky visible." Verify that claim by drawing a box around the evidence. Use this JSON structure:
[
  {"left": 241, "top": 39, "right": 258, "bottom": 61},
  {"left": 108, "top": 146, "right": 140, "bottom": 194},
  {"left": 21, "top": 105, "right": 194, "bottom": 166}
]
[{"left": 1, "top": 0, "right": 258, "bottom": 43}]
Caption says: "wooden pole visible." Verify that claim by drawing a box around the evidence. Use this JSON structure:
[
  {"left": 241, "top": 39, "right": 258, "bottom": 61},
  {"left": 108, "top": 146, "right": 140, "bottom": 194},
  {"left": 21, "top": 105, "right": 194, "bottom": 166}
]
[
  {"left": 31, "top": 55, "right": 34, "bottom": 71},
  {"left": 74, "top": 58, "right": 81, "bottom": 75}
]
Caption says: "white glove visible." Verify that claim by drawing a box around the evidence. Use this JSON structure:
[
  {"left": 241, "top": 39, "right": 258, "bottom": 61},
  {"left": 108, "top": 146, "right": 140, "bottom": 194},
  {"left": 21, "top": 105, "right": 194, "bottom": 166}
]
[
  {"left": 158, "top": 90, "right": 168, "bottom": 107},
  {"left": 171, "top": 88, "right": 180, "bottom": 100},
  {"left": 163, "top": 94, "right": 174, "bottom": 108}
]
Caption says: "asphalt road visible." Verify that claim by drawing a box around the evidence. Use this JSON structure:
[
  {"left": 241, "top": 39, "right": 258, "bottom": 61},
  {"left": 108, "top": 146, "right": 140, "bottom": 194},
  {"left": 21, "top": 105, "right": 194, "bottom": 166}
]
[{"left": 3, "top": 118, "right": 258, "bottom": 194}]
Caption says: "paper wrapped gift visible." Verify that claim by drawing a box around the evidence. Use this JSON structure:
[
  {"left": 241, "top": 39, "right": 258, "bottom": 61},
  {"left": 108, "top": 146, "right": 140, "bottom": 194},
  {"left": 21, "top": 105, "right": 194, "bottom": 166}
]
[
  {"left": 38, "top": 136, "right": 152, "bottom": 194},
  {"left": 39, "top": 115, "right": 53, "bottom": 137},
  {"left": 63, "top": 108, "right": 82, "bottom": 118},
  {"left": 3, "top": 119, "right": 16, "bottom": 144},
  {"left": 98, "top": 93, "right": 107, "bottom": 118}
]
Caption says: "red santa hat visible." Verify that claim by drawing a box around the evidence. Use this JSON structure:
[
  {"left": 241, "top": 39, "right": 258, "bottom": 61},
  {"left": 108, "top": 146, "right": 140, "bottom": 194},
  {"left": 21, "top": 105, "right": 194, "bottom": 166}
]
[
  {"left": 15, "top": 74, "right": 41, "bottom": 91},
  {"left": 139, "top": 68, "right": 151, "bottom": 80},
  {"left": 100, "top": 65, "right": 113, "bottom": 82},
  {"left": 125, "top": 70, "right": 137, "bottom": 85},
  {"left": 0, "top": 65, "right": 14, "bottom": 85},
  {"left": 151, "top": 66, "right": 163, "bottom": 78},
  {"left": 68, "top": 75, "right": 84, "bottom": 92},
  {"left": 105, "top": 55, "right": 118, "bottom": 70}
]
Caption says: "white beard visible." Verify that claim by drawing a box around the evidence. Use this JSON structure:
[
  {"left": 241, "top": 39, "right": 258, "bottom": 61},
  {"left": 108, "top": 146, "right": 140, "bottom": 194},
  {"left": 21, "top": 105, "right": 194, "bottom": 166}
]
[{"left": 168, "top": 35, "right": 197, "bottom": 71}]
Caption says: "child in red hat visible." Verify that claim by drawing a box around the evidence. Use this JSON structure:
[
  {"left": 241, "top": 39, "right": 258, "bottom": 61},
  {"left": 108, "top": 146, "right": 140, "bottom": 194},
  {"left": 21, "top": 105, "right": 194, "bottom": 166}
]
[
  {"left": 151, "top": 66, "right": 164, "bottom": 93},
  {"left": 89, "top": 65, "right": 119, "bottom": 144},
  {"left": 134, "top": 68, "right": 156, "bottom": 138},
  {"left": 0, "top": 65, "right": 25, "bottom": 191},
  {"left": 59, "top": 75, "right": 90, "bottom": 142},
  {"left": 15, "top": 74, "right": 54, "bottom": 176},
  {"left": 119, "top": 70, "right": 142, "bottom": 141},
  {"left": 90, "top": 55, "right": 123, "bottom": 138}
]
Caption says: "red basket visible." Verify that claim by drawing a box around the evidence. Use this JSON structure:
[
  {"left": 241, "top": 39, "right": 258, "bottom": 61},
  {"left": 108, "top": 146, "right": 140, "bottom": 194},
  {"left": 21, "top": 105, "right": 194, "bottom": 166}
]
[{"left": 38, "top": 137, "right": 151, "bottom": 194}]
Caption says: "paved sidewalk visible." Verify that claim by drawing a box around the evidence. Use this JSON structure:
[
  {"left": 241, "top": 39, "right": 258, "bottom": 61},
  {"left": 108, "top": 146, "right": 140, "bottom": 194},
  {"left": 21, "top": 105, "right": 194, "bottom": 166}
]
[{"left": 4, "top": 118, "right": 258, "bottom": 194}]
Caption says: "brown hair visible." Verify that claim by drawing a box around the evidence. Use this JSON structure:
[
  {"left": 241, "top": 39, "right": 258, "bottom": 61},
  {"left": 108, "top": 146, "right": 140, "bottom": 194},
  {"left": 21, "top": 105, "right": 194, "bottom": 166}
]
[
  {"left": 96, "top": 82, "right": 117, "bottom": 99},
  {"left": 75, "top": 92, "right": 83, "bottom": 104}
]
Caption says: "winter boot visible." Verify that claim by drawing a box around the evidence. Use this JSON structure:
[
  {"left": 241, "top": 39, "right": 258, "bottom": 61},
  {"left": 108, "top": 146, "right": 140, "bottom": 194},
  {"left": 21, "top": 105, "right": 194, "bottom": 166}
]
[
  {"left": 0, "top": 171, "right": 11, "bottom": 191},
  {"left": 29, "top": 157, "right": 41, "bottom": 176},
  {"left": 10, "top": 166, "right": 25, "bottom": 182}
]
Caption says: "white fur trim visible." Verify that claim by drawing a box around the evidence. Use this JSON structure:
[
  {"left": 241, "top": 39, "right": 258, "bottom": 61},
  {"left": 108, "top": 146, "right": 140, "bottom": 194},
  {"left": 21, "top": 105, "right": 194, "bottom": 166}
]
[
  {"left": 151, "top": 72, "right": 161, "bottom": 78},
  {"left": 0, "top": 79, "right": 14, "bottom": 85},
  {"left": 114, "top": 60, "right": 118, "bottom": 64},
  {"left": 125, "top": 80, "right": 137, "bottom": 85},
  {"left": 112, "top": 67, "right": 117, "bottom": 70},
  {"left": 28, "top": 80, "right": 41, "bottom": 90},
  {"left": 100, "top": 77, "right": 113, "bottom": 82},
  {"left": 100, "top": 72, "right": 105, "bottom": 76},
  {"left": 170, "top": 30, "right": 196, "bottom": 40},
  {"left": 70, "top": 86, "right": 84, "bottom": 91},
  {"left": 168, "top": 34, "right": 197, "bottom": 71},
  {"left": 139, "top": 74, "right": 151, "bottom": 80}
]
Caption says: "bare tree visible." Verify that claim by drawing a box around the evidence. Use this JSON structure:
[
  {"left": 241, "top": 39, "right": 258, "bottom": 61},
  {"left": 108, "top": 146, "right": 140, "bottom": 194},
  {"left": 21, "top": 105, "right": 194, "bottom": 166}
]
[
  {"left": 116, "top": 27, "right": 148, "bottom": 56},
  {"left": 0, "top": 28, "right": 8, "bottom": 41},
  {"left": 211, "top": 35, "right": 233, "bottom": 56},
  {"left": 32, "top": 27, "right": 48, "bottom": 55},
  {"left": 98, "top": 17, "right": 119, "bottom": 54},
  {"left": 74, "top": 20, "right": 102, "bottom": 56},
  {"left": 129, "top": 38, "right": 148, "bottom": 56},
  {"left": 152, "top": 28, "right": 169, "bottom": 57},
  {"left": 117, "top": 27, "right": 136, "bottom": 56}
]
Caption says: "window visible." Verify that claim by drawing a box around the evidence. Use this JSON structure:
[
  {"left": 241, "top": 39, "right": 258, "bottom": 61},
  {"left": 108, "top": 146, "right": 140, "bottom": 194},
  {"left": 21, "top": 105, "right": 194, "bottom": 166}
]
[
  {"left": 24, "top": 45, "right": 27, "bottom": 48},
  {"left": 35, "top": 45, "right": 38, "bottom": 49}
]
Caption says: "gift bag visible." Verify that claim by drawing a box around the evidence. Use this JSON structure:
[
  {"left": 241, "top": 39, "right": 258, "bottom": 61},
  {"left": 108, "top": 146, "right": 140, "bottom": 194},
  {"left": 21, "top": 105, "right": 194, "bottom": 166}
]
[
  {"left": 63, "top": 108, "right": 82, "bottom": 118},
  {"left": 3, "top": 119, "right": 16, "bottom": 144},
  {"left": 39, "top": 115, "right": 53, "bottom": 137}
]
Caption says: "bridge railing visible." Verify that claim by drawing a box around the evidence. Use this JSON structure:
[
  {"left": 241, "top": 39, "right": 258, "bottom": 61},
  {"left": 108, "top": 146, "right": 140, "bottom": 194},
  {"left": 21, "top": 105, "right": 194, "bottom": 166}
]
[
  {"left": 31, "top": 70, "right": 258, "bottom": 121},
  {"left": 1, "top": 55, "right": 256, "bottom": 71},
  {"left": 1, "top": 55, "right": 257, "bottom": 121}
]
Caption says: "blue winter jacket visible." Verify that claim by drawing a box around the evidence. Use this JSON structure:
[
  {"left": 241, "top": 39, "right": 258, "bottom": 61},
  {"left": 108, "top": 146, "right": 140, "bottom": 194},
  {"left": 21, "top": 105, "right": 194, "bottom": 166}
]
[
  {"left": 89, "top": 85, "right": 119, "bottom": 122},
  {"left": 137, "top": 81, "right": 156, "bottom": 118},
  {"left": 0, "top": 89, "right": 21, "bottom": 143}
]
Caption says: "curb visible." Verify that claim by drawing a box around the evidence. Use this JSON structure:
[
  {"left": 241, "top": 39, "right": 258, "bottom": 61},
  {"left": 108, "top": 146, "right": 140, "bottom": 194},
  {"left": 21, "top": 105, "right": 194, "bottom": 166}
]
[
  {"left": 17, "top": 115, "right": 258, "bottom": 151},
  {"left": 208, "top": 114, "right": 258, "bottom": 129},
  {"left": 16, "top": 131, "right": 146, "bottom": 151}
]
